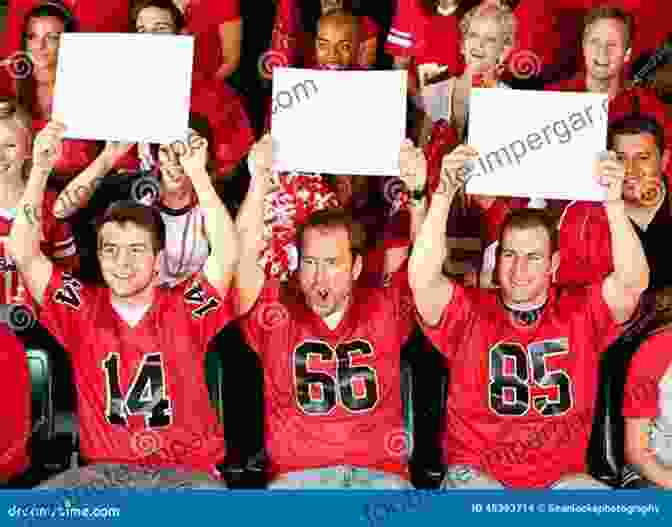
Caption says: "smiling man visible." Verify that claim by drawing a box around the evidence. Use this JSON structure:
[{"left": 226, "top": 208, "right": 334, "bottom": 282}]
[
  {"left": 9, "top": 122, "right": 237, "bottom": 488},
  {"left": 409, "top": 143, "right": 649, "bottom": 489}
]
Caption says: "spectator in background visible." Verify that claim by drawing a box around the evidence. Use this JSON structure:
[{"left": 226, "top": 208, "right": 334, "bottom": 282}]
[
  {"left": 558, "top": 115, "right": 672, "bottom": 292},
  {"left": 0, "top": 97, "right": 76, "bottom": 308},
  {"left": 623, "top": 324, "right": 672, "bottom": 489},
  {"left": 547, "top": 5, "right": 672, "bottom": 188},
  {"left": 416, "top": 2, "right": 515, "bottom": 147},
  {"left": 386, "top": 0, "right": 557, "bottom": 94},
  {"left": 131, "top": 0, "right": 254, "bottom": 180},
  {"left": 164, "top": 0, "right": 242, "bottom": 82},
  {"left": 2, "top": 0, "right": 131, "bottom": 58},
  {"left": 0, "top": 324, "right": 31, "bottom": 485},
  {"left": 5, "top": 1, "right": 100, "bottom": 183},
  {"left": 270, "top": 0, "right": 379, "bottom": 70}
]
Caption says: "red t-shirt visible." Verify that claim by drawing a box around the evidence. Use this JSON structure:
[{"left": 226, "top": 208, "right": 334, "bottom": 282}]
[
  {"left": 623, "top": 328, "right": 672, "bottom": 420},
  {"left": 0, "top": 192, "right": 76, "bottom": 308},
  {"left": 239, "top": 268, "right": 415, "bottom": 480},
  {"left": 417, "top": 282, "right": 621, "bottom": 488},
  {"left": 2, "top": 0, "right": 131, "bottom": 57},
  {"left": 183, "top": 0, "right": 240, "bottom": 80},
  {"left": 33, "top": 267, "right": 233, "bottom": 474},
  {"left": 0, "top": 325, "right": 30, "bottom": 482}
]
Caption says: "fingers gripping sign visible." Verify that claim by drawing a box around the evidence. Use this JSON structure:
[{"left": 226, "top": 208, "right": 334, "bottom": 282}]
[
  {"left": 33, "top": 121, "right": 66, "bottom": 172},
  {"left": 594, "top": 150, "right": 625, "bottom": 203},
  {"left": 438, "top": 144, "right": 480, "bottom": 196}
]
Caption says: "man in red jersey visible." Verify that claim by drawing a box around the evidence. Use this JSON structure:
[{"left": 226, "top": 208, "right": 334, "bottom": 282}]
[
  {"left": 547, "top": 5, "right": 671, "bottom": 185},
  {"left": 234, "top": 135, "right": 425, "bottom": 488},
  {"left": 557, "top": 115, "right": 672, "bottom": 291},
  {"left": 0, "top": 324, "right": 31, "bottom": 484},
  {"left": 8, "top": 121, "right": 237, "bottom": 488},
  {"left": 408, "top": 143, "right": 649, "bottom": 488}
]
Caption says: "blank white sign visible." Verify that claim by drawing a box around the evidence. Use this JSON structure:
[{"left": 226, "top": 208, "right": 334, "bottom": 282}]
[
  {"left": 53, "top": 33, "right": 193, "bottom": 144},
  {"left": 271, "top": 68, "right": 407, "bottom": 176},
  {"left": 466, "top": 88, "right": 608, "bottom": 201}
]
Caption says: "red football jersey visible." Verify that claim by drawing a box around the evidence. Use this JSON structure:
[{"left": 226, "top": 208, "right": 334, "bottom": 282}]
[
  {"left": 183, "top": 0, "right": 240, "bottom": 80},
  {"left": 2, "top": 0, "right": 131, "bottom": 57},
  {"left": 417, "top": 282, "right": 621, "bottom": 488},
  {"left": 239, "top": 268, "right": 415, "bottom": 480},
  {"left": 0, "top": 325, "right": 30, "bottom": 482},
  {"left": 623, "top": 328, "right": 672, "bottom": 420},
  {"left": 0, "top": 191, "right": 75, "bottom": 307},
  {"left": 385, "top": 0, "right": 428, "bottom": 58},
  {"left": 33, "top": 267, "right": 233, "bottom": 474}
]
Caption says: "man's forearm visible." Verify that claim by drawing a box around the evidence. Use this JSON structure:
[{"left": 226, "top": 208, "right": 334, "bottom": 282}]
[
  {"left": 191, "top": 169, "right": 237, "bottom": 274},
  {"left": 409, "top": 196, "right": 427, "bottom": 242},
  {"left": 605, "top": 201, "right": 649, "bottom": 292},
  {"left": 54, "top": 152, "right": 111, "bottom": 218},
  {"left": 409, "top": 191, "right": 454, "bottom": 290}
]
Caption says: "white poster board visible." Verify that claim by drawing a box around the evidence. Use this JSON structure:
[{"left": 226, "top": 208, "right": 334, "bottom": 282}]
[
  {"left": 53, "top": 33, "right": 193, "bottom": 144},
  {"left": 271, "top": 68, "right": 407, "bottom": 176},
  {"left": 465, "top": 89, "right": 609, "bottom": 201}
]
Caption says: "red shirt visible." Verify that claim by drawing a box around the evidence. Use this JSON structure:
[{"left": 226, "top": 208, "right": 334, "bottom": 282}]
[
  {"left": 239, "top": 268, "right": 415, "bottom": 480},
  {"left": 0, "top": 192, "right": 75, "bottom": 308},
  {"left": 623, "top": 328, "right": 672, "bottom": 420},
  {"left": 0, "top": 325, "right": 30, "bottom": 482},
  {"left": 418, "top": 282, "right": 621, "bottom": 488},
  {"left": 191, "top": 76, "right": 254, "bottom": 177},
  {"left": 33, "top": 267, "right": 234, "bottom": 474},
  {"left": 2, "top": 0, "right": 131, "bottom": 57},
  {"left": 183, "top": 0, "right": 240, "bottom": 81}
]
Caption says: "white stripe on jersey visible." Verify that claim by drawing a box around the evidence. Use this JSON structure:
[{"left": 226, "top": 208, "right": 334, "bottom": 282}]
[
  {"left": 386, "top": 34, "right": 413, "bottom": 48},
  {"left": 651, "top": 364, "right": 672, "bottom": 466}
]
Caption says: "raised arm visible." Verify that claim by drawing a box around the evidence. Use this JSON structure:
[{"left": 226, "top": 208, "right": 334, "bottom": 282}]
[
  {"left": 409, "top": 144, "right": 479, "bottom": 326},
  {"left": 8, "top": 122, "right": 65, "bottom": 306},
  {"left": 178, "top": 133, "right": 237, "bottom": 297},
  {"left": 52, "top": 141, "right": 134, "bottom": 219},
  {"left": 598, "top": 152, "right": 650, "bottom": 323},
  {"left": 398, "top": 139, "right": 428, "bottom": 243},
  {"left": 215, "top": 19, "right": 242, "bottom": 81},
  {"left": 233, "top": 135, "right": 273, "bottom": 317}
]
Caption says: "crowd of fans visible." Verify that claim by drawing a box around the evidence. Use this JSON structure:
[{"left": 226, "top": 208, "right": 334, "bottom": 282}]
[{"left": 0, "top": 0, "right": 671, "bottom": 491}]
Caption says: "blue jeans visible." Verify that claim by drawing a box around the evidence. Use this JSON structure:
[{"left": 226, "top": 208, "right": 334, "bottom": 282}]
[{"left": 268, "top": 465, "right": 412, "bottom": 489}]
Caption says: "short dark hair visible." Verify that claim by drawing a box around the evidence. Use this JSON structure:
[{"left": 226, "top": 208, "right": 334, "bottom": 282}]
[
  {"left": 608, "top": 114, "right": 666, "bottom": 156},
  {"left": 583, "top": 5, "right": 633, "bottom": 50},
  {"left": 96, "top": 200, "right": 166, "bottom": 255},
  {"left": 22, "top": 1, "right": 78, "bottom": 41},
  {"left": 296, "top": 208, "right": 365, "bottom": 260},
  {"left": 130, "top": 0, "right": 185, "bottom": 33},
  {"left": 498, "top": 208, "right": 559, "bottom": 254}
]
